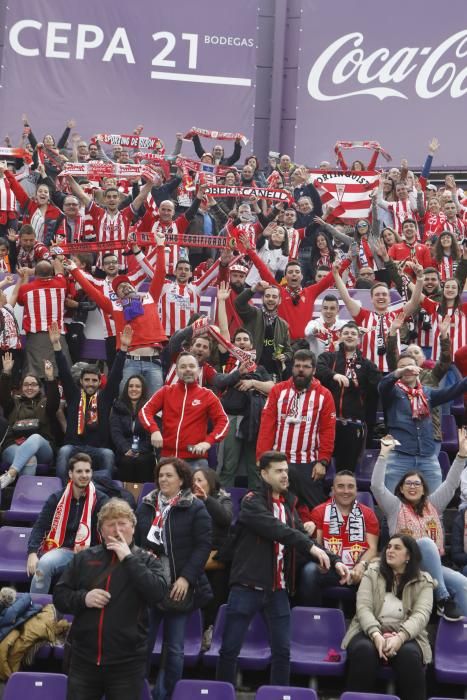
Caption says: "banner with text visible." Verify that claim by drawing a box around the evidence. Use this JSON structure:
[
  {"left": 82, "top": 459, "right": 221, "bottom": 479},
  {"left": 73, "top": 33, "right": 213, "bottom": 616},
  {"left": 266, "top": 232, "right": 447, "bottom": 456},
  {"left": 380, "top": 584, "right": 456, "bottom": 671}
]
[
  {"left": 0, "top": 0, "right": 257, "bottom": 154},
  {"left": 294, "top": 0, "right": 467, "bottom": 166}
]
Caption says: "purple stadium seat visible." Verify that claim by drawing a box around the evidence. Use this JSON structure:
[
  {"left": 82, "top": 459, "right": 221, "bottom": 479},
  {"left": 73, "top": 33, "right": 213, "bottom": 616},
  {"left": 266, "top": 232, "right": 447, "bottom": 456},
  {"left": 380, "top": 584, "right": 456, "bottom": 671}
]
[
  {"left": 103, "top": 679, "right": 152, "bottom": 700},
  {"left": 3, "top": 672, "right": 67, "bottom": 699},
  {"left": 203, "top": 603, "right": 271, "bottom": 670},
  {"left": 172, "top": 679, "right": 236, "bottom": 700},
  {"left": 0, "top": 526, "right": 31, "bottom": 582},
  {"left": 357, "top": 491, "right": 375, "bottom": 510},
  {"left": 441, "top": 414, "right": 459, "bottom": 455},
  {"left": 434, "top": 617, "right": 467, "bottom": 686},
  {"left": 137, "top": 481, "right": 155, "bottom": 505},
  {"left": 256, "top": 686, "right": 318, "bottom": 700},
  {"left": 290, "top": 607, "right": 347, "bottom": 683},
  {"left": 151, "top": 609, "right": 202, "bottom": 667},
  {"left": 341, "top": 693, "right": 400, "bottom": 700},
  {"left": 451, "top": 394, "right": 464, "bottom": 416},
  {"left": 227, "top": 486, "right": 247, "bottom": 522},
  {"left": 0, "top": 463, "right": 52, "bottom": 476},
  {"left": 354, "top": 450, "right": 379, "bottom": 490},
  {"left": 3, "top": 476, "right": 62, "bottom": 523},
  {"left": 438, "top": 451, "right": 451, "bottom": 480}
]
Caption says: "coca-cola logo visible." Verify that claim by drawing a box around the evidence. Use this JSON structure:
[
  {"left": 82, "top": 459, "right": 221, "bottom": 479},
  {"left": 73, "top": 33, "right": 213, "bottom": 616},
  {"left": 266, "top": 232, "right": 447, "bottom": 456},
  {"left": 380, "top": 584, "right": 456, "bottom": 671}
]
[{"left": 307, "top": 30, "right": 467, "bottom": 100}]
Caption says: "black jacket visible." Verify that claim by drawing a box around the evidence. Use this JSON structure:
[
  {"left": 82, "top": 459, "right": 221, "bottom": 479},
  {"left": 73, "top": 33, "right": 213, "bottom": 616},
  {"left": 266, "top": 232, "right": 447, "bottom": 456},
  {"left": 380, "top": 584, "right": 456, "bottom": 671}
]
[
  {"left": 110, "top": 400, "right": 152, "bottom": 457},
  {"left": 53, "top": 544, "right": 168, "bottom": 666},
  {"left": 219, "top": 365, "right": 271, "bottom": 416},
  {"left": 136, "top": 488, "right": 213, "bottom": 608},
  {"left": 204, "top": 491, "right": 233, "bottom": 551},
  {"left": 27, "top": 486, "right": 108, "bottom": 554},
  {"left": 192, "top": 134, "right": 241, "bottom": 166},
  {"left": 230, "top": 480, "right": 341, "bottom": 595},
  {"left": 315, "top": 346, "right": 381, "bottom": 420},
  {"left": 55, "top": 348, "right": 126, "bottom": 447}
]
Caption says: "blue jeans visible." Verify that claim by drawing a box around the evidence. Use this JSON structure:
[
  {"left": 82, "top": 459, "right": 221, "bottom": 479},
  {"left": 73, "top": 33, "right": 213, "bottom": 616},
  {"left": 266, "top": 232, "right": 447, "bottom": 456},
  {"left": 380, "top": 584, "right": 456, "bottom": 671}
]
[
  {"left": 417, "top": 537, "right": 467, "bottom": 614},
  {"left": 297, "top": 562, "right": 344, "bottom": 606},
  {"left": 384, "top": 451, "right": 441, "bottom": 494},
  {"left": 148, "top": 609, "right": 189, "bottom": 700},
  {"left": 30, "top": 548, "right": 75, "bottom": 593},
  {"left": 2, "top": 434, "right": 53, "bottom": 475},
  {"left": 216, "top": 586, "right": 290, "bottom": 687},
  {"left": 56, "top": 444, "right": 115, "bottom": 485},
  {"left": 120, "top": 358, "right": 163, "bottom": 397}
]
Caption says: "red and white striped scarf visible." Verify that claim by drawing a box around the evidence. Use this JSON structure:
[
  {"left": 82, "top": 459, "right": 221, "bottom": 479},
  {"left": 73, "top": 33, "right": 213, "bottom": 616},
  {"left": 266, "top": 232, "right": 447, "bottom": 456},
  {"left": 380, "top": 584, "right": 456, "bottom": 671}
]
[
  {"left": 42, "top": 481, "right": 96, "bottom": 553},
  {"left": 208, "top": 324, "right": 257, "bottom": 371},
  {"left": 334, "top": 140, "right": 392, "bottom": 162},
  {"left": 147, "top": 491, "right": 181, "bottom": 546},
  {"left": 396, "top": 380, "right": 430, "bottom": 419},
  {"left": 95, "top": 133, "right": 165, "bottom": 153},
  {"left": 183, "top": 126, "right": 248, "bottom": 145}
]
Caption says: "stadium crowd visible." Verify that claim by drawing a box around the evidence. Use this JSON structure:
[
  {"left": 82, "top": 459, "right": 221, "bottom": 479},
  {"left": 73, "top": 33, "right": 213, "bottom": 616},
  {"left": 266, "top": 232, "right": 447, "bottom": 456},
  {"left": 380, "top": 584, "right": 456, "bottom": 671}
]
[{"left": 0, "top": 118, "right": 466, "bottom": 699}]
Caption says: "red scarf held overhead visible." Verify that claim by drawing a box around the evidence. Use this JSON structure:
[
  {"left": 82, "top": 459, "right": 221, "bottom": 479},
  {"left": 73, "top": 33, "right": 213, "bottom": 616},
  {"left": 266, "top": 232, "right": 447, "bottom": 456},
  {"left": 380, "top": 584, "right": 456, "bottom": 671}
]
[
  {"left": 183, "top": 126, "right": 248, "bottom": 145},
  {"left": 396, "top": 380, "right": 430, "bottom": 419},
  {"left": 94, "top": 133, "right": 165, "bottom": 153}
]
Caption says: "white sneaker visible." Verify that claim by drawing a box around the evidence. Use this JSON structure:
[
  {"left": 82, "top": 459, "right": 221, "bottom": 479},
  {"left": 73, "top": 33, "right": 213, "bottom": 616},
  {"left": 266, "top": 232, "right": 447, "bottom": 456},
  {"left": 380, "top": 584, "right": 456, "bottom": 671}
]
[
  {"left": 0, "top": 472, "right": 14, "bottom": 489},
  {"left": 202, "top": 625, "right": 213, "bottom": 651}
]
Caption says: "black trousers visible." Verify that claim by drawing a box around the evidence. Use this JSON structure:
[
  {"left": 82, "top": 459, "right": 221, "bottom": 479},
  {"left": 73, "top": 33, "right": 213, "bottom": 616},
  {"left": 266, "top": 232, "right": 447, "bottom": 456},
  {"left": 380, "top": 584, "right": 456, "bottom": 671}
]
[
  {"left": 105, "top": 335, "right": 117, "bottom": 371},
  {"left": 67, "top": 655, "right": 146, "bottom": 700},
  {"left": 347, "top": 632, "right": 426, "bottom": 700},
  {"left": 333, "top": 420, "right": 367, "bottom": 472}
]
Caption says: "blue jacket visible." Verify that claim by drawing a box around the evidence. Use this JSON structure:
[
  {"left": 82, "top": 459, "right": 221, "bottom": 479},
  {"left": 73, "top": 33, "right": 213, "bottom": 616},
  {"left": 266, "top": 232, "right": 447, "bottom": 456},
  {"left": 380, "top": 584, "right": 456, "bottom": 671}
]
[
  {"left": 0, "top": 594, "right": 43, "bottom": 641},
  {"left": 379, "top": 373, "right": 467, "bottom": 456}
]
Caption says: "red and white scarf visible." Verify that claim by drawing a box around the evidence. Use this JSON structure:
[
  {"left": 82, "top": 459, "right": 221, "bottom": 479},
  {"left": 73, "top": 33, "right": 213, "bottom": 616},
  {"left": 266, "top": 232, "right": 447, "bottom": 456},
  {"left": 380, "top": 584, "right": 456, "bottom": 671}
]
[
  {"left": 147, "top": 491, "right": 181, "bottom": 547},
  {"left": 323, "top": 498, "right": 367, "bottom": 569},
  {"left": 396, "top": 500, "right": 444, "bottom": 554},
  {"left": 0, "top": 147, "right": 32, "bottom": 164},
  {"left": 59, "top": 161, "right": 157, "bottom": 181},
  {"left": 396, "top": 380, "right": 430, "bottom": 419},
  {"left": 205, "top": 184, "right": 292, "bottom": 204},
  {"left": 42, "top": 481, "right": 96, "bottom": 553},
  {"left": 95, "top": 133, "right": 165, "bottom": 153},
  {"left": 207, "top": 324, "right": 257, "bottom": 371},
  {"left": 334, "top": 140, "right": 392, "bottom": 162},
  {"left": 183, "top": 126, "right": 248, "bottom": 145},
  {"left": 358, "top": 237, "right": 375, "bottom": 269},
  {"left": 77, "top": 391, "right": 98, "bottom": 435}
]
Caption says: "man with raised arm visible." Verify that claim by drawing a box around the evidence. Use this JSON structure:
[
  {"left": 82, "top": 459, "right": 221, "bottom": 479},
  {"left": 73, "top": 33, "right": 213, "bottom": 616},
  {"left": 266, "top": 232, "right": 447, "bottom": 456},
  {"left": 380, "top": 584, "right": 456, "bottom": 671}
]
[{"left": 63, "top": 234, "right": 167, "bottom": 395}]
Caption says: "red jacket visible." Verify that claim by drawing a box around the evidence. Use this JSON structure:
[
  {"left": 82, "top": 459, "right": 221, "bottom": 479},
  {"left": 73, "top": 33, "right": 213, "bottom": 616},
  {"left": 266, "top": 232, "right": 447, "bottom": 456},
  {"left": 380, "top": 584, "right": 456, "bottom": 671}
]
[
  {"left": 139, "top": 380, "right": 229, "bottom": 459},
  {"left": 388, "top": 241, "right": 433, "bottom": 269},
  {"left": 256, "top": 377, "right": 336, "bottom": 464},
  {"left": 247, "top": 247, "right": 350, "bottom": 341}
]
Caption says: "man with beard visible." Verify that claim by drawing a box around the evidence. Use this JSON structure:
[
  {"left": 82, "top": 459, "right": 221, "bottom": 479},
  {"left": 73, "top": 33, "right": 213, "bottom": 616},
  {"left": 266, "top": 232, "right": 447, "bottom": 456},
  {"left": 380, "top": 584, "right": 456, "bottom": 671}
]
[
  {"left": 139, "top": 352, "right": 229, "bottom": 469},
  {"left": 235, "top": 281, "right": 292, "bottom": 379},
  {"left": 256, "top": 349, "right": 336, "bottom": 509},
  {"left": 315, "top": 322, "right": 381, "bottom": 471},
  {"left": 217, "top": 249, "right": 249, "bottom": 334}
]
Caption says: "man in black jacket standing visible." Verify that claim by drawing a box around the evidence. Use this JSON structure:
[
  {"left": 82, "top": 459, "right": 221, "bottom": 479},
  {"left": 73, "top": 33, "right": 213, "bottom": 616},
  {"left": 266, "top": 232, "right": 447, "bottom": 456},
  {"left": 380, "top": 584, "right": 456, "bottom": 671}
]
[
  {"left": 315, "top": 321, "right": 381, "bottom": 471},
  {"left": 216, "top": 451, "right": 350, "bottom": 688},
  {"left": 54, "top": 497, "right": 167, "bottom": 700}
]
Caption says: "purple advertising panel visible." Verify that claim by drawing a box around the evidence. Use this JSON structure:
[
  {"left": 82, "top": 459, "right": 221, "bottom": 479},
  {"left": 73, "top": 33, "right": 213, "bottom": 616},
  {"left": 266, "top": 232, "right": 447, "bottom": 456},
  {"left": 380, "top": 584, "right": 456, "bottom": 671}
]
[
  {"left": 294, "top": 0, "right": 467, "bottom": 167},
  {"left": 0, "top": 1, "right": 257, "bottom": 153}
]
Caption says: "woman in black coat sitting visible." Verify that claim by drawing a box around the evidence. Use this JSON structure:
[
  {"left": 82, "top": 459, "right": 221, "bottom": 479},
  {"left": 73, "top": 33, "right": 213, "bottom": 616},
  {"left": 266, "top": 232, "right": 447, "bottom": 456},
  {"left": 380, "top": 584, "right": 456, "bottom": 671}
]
[
  {"left": 110, "top": 375, "right": 154, "bottom": 483},
  {"left": 136, "top": 457, "right": 212, "bottom": 700}
]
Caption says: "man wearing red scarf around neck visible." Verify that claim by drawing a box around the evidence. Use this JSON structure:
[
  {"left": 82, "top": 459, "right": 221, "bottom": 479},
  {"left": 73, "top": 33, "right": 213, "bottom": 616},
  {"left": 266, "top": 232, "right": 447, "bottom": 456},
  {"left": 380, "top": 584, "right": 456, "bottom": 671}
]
[{"left": 379, "top": 354, "right": 467, "bottom": 494}]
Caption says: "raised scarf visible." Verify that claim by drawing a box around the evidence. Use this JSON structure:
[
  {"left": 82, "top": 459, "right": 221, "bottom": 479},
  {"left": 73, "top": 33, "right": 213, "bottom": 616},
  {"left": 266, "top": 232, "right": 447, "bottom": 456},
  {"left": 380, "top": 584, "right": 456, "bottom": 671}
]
[
  {"left": 77, "top": 391, "right": 98, "bottom": 435},
  {"left": 208, "top": 324, "right": 257, "bottom": 371},
  {"left": 334, "top": 140, "right": 392, "bottom": 162},
  {"left": 42, "top": 481, "right": 96, "bottom": 553},
  {"left": 396, "top": 380, "right": 430, "bottom": 419},
  {"left": 183, "top": 126, "right": 248, "bottom": 145},
  {"left": 94, "top": 133, "right": 165, "bottom": 153},
  {"left": 147, "top": 491, "right": 182, "bottom": 548}
]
